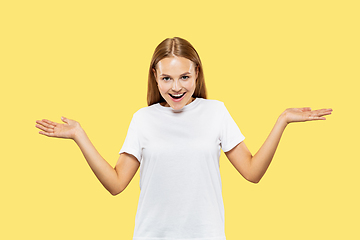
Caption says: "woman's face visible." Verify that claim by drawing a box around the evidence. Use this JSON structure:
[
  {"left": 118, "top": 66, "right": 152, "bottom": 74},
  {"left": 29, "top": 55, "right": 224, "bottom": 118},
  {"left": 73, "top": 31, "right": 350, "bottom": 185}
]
[{"left": 153, "top": 56, "right": 198, "bottom": 110}]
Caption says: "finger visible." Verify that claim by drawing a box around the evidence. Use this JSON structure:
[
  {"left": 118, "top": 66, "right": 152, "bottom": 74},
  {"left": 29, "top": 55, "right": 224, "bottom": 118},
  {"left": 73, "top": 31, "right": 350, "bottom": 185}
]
[
  {"left": 39, "top": 131, "right": 55, "bottom": 137},
  {"left": 36, "top": 124, "right": 54, "bottom": 133},
  {"left": 42, "top": 119, "right": 57, "bottom": 127},
  {"left": 61, "top": 116, "right": 69, "bottom": 124},
  {"left": 314, "top": 109, "right": 333, "bottom": 116},
  {"left": 300, "top": 107, "right": 312, "bottom": 112},
  {"left": 324, "top": 108, "right": 333, "bottom": 113},
  {"left": 313, "top": 108, "right": 333, "bottom": 113},
  {"left": 317, "top": 111, "right": 332, "bottom": 117},
  {"left": 307, "top": 115, "right": 326, "bottom": 120},
  {"left": 37, "top": 120, "right": 55, "bottom": 129}
]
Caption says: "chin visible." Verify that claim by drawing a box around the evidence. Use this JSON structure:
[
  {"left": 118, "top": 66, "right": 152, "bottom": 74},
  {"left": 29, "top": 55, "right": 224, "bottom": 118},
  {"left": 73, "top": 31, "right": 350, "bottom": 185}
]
[{"left": 162, "top": 93, "right": 193, "bottom": 110}]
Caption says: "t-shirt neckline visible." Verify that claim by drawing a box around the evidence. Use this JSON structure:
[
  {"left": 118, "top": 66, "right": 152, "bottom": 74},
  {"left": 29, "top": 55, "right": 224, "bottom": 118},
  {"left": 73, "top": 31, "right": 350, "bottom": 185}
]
[{"left": 155, "top": 97, "right": 202, "bottom": 113}]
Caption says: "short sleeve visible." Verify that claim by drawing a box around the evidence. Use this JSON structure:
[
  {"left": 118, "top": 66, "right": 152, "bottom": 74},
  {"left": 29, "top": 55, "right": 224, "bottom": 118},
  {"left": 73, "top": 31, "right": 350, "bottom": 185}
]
[
  {"left": 220, "top": 103, "right": 245, "bottom": 152},
  {"left": 119, "top": 113, "right": 142, "bottom": 163}
]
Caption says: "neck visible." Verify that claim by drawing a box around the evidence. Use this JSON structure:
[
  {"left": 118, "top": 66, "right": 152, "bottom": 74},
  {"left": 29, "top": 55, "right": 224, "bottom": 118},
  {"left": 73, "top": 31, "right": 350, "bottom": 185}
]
[{"left": 160, "top": 97, "right": 195, "bottom": 107}]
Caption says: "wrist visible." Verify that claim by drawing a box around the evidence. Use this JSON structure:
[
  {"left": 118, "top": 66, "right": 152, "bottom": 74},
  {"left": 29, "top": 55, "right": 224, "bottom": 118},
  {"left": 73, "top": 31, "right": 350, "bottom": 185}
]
[
  {"left": 277, "top": 113, "right": 289, "bottom": 128},
  {"left": 73, "top": 126, "right": 86, "bottom": 143}
]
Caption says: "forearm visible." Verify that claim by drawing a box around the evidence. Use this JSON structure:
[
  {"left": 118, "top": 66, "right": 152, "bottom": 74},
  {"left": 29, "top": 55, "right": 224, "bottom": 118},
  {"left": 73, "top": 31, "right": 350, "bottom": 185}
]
[
  {"left": 73, "top": 127, "right": 119, "bottom": 195},
  {"left": 249, "top": 114, "right": 288, "bottom": 182}
]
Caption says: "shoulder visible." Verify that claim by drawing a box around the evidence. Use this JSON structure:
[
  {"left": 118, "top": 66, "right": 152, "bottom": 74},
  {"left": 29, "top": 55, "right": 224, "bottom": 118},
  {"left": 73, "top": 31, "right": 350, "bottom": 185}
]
[
  {"left": 199, "top": 98, "right": 226, "bottom": 110},
  {"left": 132, "top": 104, "right": 158, "bottom": 118}
]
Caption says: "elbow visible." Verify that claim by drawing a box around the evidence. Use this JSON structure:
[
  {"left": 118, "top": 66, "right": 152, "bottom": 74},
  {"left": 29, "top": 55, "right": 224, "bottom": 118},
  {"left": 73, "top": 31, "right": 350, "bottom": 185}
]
[
  {"left": 245, "top": 174, "right": 261, "bottom": 184},
  {"left": 109, "top": 179, "right": 128, "bottom": 196},
  {"left": 240, "top": 172, "right": 260, "bottom": 184},
  {"left": 110, "top": 187, "right": 123, "bottom": 196},
  {"left": 243, "top": 168, "right": 263, "bottom": 184},
  {"left": 248, "top": 178, "right": 260, "bottom": 184},
  {"left": 110, "top": 190, "right": 121, "bottom": 196},
  {"left": 110, "top": 191, "right": 119, "bottom": 196}
]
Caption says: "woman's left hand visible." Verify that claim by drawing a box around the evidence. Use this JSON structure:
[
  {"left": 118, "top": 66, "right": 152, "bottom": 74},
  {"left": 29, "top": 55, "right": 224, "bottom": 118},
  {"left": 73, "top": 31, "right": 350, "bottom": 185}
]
[{"left": 280, "top": 107, "right": 333, "bottom": 124}]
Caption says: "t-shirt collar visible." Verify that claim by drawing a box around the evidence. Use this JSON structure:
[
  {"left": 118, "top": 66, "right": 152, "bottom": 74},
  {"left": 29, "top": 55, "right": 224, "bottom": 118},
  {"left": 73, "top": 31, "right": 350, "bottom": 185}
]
[{"left": 155, "top": 97, "right": 201, "bottom": 113}]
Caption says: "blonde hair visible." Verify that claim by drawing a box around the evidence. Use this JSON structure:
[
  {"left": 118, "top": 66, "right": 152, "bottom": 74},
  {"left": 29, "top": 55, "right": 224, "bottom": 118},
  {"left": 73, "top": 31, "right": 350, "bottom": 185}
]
[{"left": 147, "top": 37, "right": 207, "bottom": 106}]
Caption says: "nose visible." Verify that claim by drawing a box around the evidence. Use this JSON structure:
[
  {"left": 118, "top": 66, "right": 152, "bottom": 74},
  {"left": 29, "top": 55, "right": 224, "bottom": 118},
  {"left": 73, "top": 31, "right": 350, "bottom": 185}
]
[{"left": 171, "top": 79, "right": 182, "bottom": 92}]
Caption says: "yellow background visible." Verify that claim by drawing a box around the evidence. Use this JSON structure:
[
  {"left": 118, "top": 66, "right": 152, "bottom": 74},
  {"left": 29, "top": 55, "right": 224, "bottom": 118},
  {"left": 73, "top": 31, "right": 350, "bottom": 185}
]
[{"left": 1, "top": 0, "right": 359, "bottom": 239}]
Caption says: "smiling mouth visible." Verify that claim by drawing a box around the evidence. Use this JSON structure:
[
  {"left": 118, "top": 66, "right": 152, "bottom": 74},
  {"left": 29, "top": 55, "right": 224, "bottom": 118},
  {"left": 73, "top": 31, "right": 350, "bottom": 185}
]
[{"left": 169, "top": 92, "right": 186, "bottom": 99}]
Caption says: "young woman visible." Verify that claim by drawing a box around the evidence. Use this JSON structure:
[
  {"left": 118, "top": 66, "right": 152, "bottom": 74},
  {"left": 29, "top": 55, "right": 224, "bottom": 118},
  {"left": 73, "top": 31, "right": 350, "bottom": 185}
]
[{"left": 35, "top": 37, "right": 333, "bottom": 240}]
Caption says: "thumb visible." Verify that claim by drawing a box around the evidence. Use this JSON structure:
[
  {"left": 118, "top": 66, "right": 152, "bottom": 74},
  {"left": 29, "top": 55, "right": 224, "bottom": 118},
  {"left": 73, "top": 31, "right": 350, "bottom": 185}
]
[{"left": 61, "top": 116, "right": 69, "bottom": 123}]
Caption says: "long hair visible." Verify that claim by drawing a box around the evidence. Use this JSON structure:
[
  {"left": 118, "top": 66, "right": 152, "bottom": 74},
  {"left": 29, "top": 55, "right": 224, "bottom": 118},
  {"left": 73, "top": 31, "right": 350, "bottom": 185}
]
[{"left": 147, "top": 37, "right": 207, "bottom": 106}]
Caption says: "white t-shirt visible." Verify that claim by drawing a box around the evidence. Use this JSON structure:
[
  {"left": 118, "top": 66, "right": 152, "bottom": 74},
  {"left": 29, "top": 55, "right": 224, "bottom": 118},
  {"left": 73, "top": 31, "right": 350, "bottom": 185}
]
[{"left": 119, "top": 97, "right": 245, "bottom": 240}]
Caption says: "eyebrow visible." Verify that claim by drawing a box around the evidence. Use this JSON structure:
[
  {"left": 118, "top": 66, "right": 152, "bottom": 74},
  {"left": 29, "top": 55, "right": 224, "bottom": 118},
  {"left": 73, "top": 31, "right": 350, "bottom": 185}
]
[{"left": 160, "top": 72, "right": 191, "bottom": 76}]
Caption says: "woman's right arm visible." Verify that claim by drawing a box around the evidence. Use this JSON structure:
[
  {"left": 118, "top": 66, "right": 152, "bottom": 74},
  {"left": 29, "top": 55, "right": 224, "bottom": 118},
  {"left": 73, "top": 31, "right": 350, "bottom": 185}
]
[
  {"left": 74, "top": 128, "right": 140, "bottom": 195},
  {"left": 36, "top": 116, "right": 140, "bottom": 196}
]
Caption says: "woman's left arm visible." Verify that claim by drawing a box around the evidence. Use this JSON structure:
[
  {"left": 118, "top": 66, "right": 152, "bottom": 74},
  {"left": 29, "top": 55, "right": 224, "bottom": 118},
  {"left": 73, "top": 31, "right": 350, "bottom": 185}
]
[{"left": 225, "top": 107, "right": 333, "bottom": 183}]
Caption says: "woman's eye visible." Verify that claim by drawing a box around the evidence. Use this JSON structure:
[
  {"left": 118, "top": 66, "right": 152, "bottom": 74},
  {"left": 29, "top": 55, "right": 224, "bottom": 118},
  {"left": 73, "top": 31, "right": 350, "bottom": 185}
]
[{"left": 162, "top": 76, "right": 188, "bottom": 81}]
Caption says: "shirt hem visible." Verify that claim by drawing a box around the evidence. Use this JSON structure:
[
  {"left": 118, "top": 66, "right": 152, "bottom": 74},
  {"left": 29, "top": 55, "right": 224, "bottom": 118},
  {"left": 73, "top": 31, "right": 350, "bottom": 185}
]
[
  {"left": 133, "top": 236, "right": 226, "bottom": 240},
  {"left": 119, "top": 149, "right": 141, "bottom": 163},
  {"left": 222, "top": 136, "right": 245, "bottom": 153}
]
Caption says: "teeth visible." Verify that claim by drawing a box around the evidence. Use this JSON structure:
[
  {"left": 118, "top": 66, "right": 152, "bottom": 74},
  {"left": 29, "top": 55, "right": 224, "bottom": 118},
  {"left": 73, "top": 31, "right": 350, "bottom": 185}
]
[{"left": 171, "top": 93, "right": 185, "bottom": 97}]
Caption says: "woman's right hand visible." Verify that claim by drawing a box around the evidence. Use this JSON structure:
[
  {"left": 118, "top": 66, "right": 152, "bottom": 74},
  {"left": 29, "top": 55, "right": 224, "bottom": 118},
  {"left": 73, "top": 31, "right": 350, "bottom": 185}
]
[{"left": 35, "top": 116, "right": 81, "bottom": 140}]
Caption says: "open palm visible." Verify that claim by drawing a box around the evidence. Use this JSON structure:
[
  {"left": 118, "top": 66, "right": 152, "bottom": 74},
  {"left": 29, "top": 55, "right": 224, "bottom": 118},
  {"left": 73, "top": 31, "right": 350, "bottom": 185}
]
[
  {"left": 283, "top": 107, "right": 333, "bottom": 124},
  {"left": 35, "top": 116, "right": 80, "bottom": 139}
]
